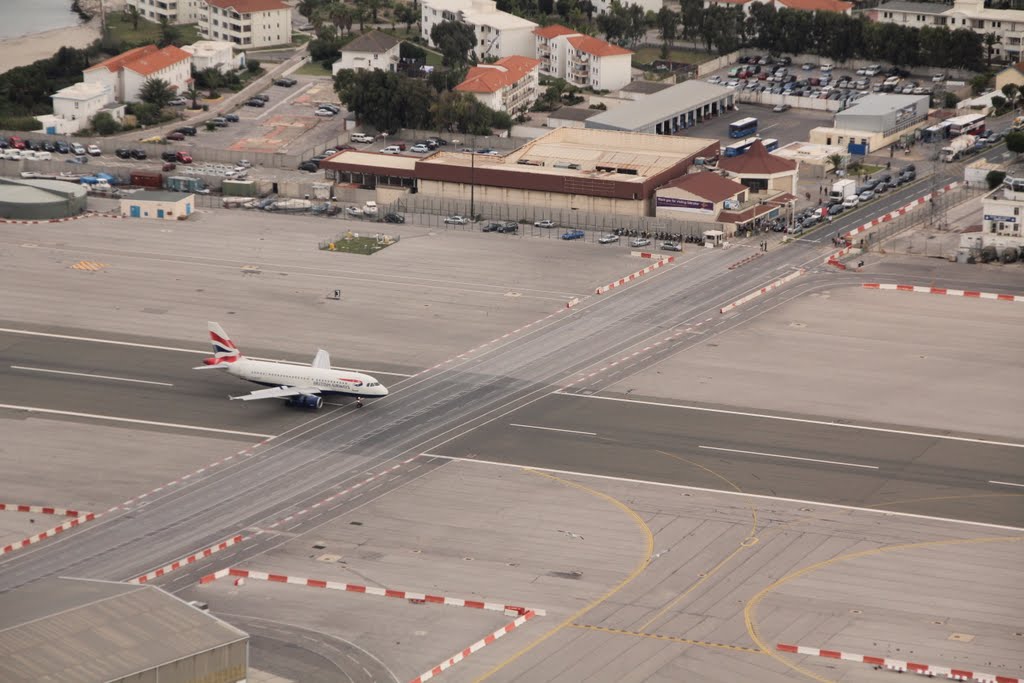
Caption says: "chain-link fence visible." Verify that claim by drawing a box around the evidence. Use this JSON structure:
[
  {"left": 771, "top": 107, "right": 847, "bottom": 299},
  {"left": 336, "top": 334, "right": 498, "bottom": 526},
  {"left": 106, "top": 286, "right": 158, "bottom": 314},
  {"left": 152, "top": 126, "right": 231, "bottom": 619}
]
[{"left": 854, "top": 185, "right": 978, "bottom": 258}]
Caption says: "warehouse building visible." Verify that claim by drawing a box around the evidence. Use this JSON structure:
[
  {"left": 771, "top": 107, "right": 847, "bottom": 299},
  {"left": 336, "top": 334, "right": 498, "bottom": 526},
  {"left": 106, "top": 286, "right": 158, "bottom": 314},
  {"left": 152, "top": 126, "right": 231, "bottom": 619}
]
[
  {"left": 120, "top": 190, "right": 195, "bottom": 220},
  {"left": 0, "top": 577, "right": 248, "bottom": 683},
  {"left": 0, "top": 177, "right": 87, "bottom": 220},
  {"left": 584, "top": 80, "right": 735, "bottom": 135},
  {"left": 323, "top": 127, "right": 720, "bottom": 217},
  {"left": 810, "top": 93, "right": 929, "bottom": 154}
]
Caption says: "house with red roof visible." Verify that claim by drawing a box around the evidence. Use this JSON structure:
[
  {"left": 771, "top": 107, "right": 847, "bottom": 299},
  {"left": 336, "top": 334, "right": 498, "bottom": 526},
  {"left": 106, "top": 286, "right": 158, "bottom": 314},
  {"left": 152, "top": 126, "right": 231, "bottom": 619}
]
[
  {"left": 655, "top": 168, "right": 797, "bottom": 236},
  {"left": 534, "top": 25, "right": 632, "bottom": 92},
  {"left": 455, "top": 56, "right": 541, "bottom": 115},
  {"left": 717, "top": 140, "right": 799, "bottom": 195},
  {"left": 84, "top": 45, "right": 192, "bottom": 103}
]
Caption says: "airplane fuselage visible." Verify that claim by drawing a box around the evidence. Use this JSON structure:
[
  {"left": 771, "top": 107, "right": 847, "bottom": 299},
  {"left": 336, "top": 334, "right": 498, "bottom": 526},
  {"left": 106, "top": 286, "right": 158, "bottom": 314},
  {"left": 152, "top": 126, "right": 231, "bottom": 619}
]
[{"left": 226, "top": 358, "right": 388, "bottom": 397}]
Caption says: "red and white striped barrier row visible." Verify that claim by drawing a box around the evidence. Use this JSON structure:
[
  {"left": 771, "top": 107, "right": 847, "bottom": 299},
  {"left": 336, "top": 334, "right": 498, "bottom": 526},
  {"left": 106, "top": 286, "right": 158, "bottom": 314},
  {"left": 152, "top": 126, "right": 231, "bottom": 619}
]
[
  {"left": 824, "top": 243, "right": 860, "bottom": 269},
  {"left": 842, "top": 182, "right": 959, "bottom": 242},
  {"left": 777, "top": 643, "right": 1019, "bottom": 682},
  {"left": 720, "top": 269, "right": 805, "bottom": 314},
  {"left": 728, "top": 252, "right": 763, "bottom": 270},
  {"left": 0, "top": 503, "right": 84, "bottom": 517},
  {"left": 566, "top": 297, "right": 580, "bottom": 309},
  {"left": 595, "top": 256, "right": 674, "bottom": 294},
  {"left": 199, "top": 567, "right": 544, "bottom": 616},
  {"left": 129, "top": 535, "right": 245, "bottom": 584},
  {"left": 863, "top": 283, "right": 1024, "bottom": 302},
  {"left": 631, "top": 251, "right": 660, "bottom": 259},
  {"left": 0, "top": 212, "right": 122, "bottom": 225},
  {"left": 1, "top": 512, "right": 97, "bottom": 556},
  {"left": 410, "top": 610, "right": 538, "bottom": 683}
]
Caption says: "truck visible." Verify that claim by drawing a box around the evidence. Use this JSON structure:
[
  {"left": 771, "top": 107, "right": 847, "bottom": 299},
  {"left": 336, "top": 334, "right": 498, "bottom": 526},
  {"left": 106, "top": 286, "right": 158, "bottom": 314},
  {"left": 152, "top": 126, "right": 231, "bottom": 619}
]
[
  {"left": 828, "top": 179, "right": 857, "bottom": 204},
  {"left": 940, "top": 135, "right": 976, "bottom": 163}
]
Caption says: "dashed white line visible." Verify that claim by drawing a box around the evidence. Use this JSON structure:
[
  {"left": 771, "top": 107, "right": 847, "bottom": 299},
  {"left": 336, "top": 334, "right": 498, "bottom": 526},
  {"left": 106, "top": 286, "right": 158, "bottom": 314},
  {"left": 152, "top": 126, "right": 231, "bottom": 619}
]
[
  {"left": 11, "top": 365, "right": 173, "bottom": 386},
  {"left": 699, "top": 445, "right": 878, "bottom": 470},
  {"left": 0, "top": 403, "right": 274, "bottom": 438},
  {"left": 510, "top": 423, "right": 596, "bottom": 436}
]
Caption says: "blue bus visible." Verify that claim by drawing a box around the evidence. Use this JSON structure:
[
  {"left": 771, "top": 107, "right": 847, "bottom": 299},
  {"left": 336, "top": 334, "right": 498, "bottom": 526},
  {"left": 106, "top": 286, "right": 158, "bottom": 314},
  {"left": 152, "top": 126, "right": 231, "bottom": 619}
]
[
  {"left": 920, "top": 121, "right": 952, "bottom": 143},
  {"left": 728, "top": 117, "right": 758, "bottom": 138},
  {"left": 761, "top": 138, "right": 779, "bottom": 152},
  {"left": 725, "top": 137, "right": 760, "bottom": 157}
]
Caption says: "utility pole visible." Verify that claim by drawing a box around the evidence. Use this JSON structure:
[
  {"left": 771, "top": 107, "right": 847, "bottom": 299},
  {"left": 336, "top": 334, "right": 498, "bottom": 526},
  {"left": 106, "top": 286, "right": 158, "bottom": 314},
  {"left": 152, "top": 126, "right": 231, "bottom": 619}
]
[{"left": 469, "top": 136, "right": 475, "bottom": 222}]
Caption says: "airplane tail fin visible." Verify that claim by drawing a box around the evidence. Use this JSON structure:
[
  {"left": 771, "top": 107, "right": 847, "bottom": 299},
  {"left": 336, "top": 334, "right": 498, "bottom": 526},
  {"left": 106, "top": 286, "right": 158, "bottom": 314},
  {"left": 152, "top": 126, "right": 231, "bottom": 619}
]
[{"left": 199, "top": 322, "right": 242, "bottom": 367}]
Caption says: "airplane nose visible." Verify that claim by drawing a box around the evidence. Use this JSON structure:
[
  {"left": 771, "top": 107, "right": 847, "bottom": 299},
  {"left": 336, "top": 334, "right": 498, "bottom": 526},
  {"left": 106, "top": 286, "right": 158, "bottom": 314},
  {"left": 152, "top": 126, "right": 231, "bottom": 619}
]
[{"left": 379, "top": 386, "right": 389, "bottom": 396}]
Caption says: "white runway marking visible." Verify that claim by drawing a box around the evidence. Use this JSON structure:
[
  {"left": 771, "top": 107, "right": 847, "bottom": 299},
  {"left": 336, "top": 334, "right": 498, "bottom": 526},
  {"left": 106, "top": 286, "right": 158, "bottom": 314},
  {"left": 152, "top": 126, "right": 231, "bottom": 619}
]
[
  {"left": 0, "top": 403, "right": 274, "bottom": 438},
  {"left": 11, "top": 365, "right": 174, "bottom": 386},
  {"left": 421, "top": 454, "right": 1024, "bottom": 532},
  {"left": 989, "top": 480, "right": 1024, "bottom": 489},
  {"left": 510, "top": 423, "right": 596, "bottom": 436},
  {"left": 698, "top": 445, "right": 878, "bottom": 470},
  {"left": 556, "top": 392, "right": 1024, "bottom": 449}
]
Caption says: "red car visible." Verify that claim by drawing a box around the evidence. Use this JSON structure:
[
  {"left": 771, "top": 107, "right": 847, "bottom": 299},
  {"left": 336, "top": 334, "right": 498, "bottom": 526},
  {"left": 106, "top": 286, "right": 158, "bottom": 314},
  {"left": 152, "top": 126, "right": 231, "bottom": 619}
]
[
  {"left": 176, "top": 151, "right": 192, "bottom": 163},
  {"left": 167, "top": 131, "right": 186, "bottom": 141},
  {"left": 8, "top": 135, "right": 25, "bottom": 149}
]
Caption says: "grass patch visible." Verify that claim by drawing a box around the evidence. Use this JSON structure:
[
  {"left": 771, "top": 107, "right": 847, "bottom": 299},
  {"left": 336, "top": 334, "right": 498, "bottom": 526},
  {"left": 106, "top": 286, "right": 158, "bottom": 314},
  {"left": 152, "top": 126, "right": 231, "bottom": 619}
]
[
  {"left": 632, "top": 47, "right": 713, "bottom": 67},
  {"left": 296, "top": 62, "right": 333, "bottom": 77},
  {"left": 423, "top": 47, "right": 444, "bottom": 68},
  {"left": 292, "top": 33, "right": 312, "bottom": 45},
  {"left": 321, "top": 232, "right": 398, "bottom": 255},
  {"left": 105, "top": 14, "right": 201, "bottom": 47}
]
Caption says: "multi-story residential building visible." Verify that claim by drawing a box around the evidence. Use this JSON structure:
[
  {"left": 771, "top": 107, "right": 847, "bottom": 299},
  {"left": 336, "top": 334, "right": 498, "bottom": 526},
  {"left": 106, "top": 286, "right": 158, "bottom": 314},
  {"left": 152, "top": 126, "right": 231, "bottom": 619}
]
[
  {"left": 43, "top": 82, "right": 125, "bottom": 134},
  {"left": 83, "top": 44, "right": 192, "bottom": 103},
  {"left": 124, "top": 0, "right": 206, "bottom": 24},
  {"left": 198, "top": 0, "right": 292, "bottom": 48},
  {"left": 421, "top": 0, "right": 537, "bottom": 60},
  {"left": 773, "top": 0, "right": 853, "bottom": 13},
  {"left": 181, "top": 40, "right": 245, "bottom": 73},
  {"left": 534, "top": 25, "right": 632, "bottom": 92},
  {"left": 331, "top": 31, "right": 401, "bottom": 75},
  {"left": 454, "top": 56, "right": 540, "bottom": 114},
  {"left": 590, "top": 0, "right": 662, "bottom": 13},
  {"left": 702, "top": 0, "right": 758, "bottom": 16},
  {"left": 871, "top": 0, "right": 1023, "bottom": 62}
]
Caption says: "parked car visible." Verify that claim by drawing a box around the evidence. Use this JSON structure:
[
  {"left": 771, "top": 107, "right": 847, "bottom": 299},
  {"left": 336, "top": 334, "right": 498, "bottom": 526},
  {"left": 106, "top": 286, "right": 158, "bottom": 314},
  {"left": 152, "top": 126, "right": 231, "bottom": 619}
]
[
  {"left": 314, "top": 108, "right": 336, "bottom": 117},
  {"left": 382, "top": 213, "right": 405, "bottom": 223},
  {"left": 317, "top": 103, "right": 341, "bottom": 114},
  {"left": 245, "top": 98, "right": 265, "bottom": 107},
  {"left": 381, "top": 145, "right": 402, "bottom": 154},
  {"left": 71, "top": 143, "right": 86, "bottom": 155},
  {"left": 224, "top": 113, "right": 239, "bottom": 122},
  {"left": 274, "top": 77, "right": 297, "bottom": 87},
  {"left": 66, "top": 154, "right": 89, "bottom": 164},
  {"left": 209, "top": 117, "right": 229, "bottom": 127},
  {"left": 827, "top": 203, "right": 845, "bottom": 216},
  {"left": 298, "top": 161, "right": 319, "bottom": 172},
  {"left": 254, "top": 94, "right": 270, "bottom": 102},
  {"left": 130, "top": 149, "right": 147, "bottom": 160},
  {"left": 630, "top": 237, "right": 651, "bottom": 247},
  {"left": 168, "top": 97, "right": 188, "bottom": 106},
  {"left": 562, "top": 229, "right": 586, "bottom": 240},
  {"left": 345, "top": 205, "right": 363, "bottom": 216},
  {"left": 351, "top": 133, "right": 375, "bottom": 143},
  {"left": 410, "top": 143, "right": 430, "bottom": 153},
  {"left": 427, "top": 137, "right": 448, "bottom": 146},
  {"left": 176, "top": 151, "right": 192, "bottom": 164},
  {"left": 772, "top": 103, "right": 791, "bottom": 112},
  {"left": 167, "top": 132, "right": 187, "bottom": 141},
  {"left": 660, "top": 241, "right": 682, "bottom": 251},
  {"left": 115, "top": 148, "right": 132, "bottom": 159},
  {"left": 534, "top": 219, "right": 556, "bottom": 228},
  {"left": 496, "top": 221, "right": 518, "bottom": 233},
  {"left": 85, "top": 144, "right": 101, "bottom": 156},
  {"left": 598, "top": 234, "right": 619, "bottom": 244},
  {"left": 444, "top": 215, "right": 468, "bottom": 224},
  {"left": 842, "top": 195, "right": 860, "bottom": 208},
  {"left": 858, "top": 189, "right": 875, "bottom": 202},
  {"left": 8, "top": 136, "right": 26, "bottom": 149},
  {"left": 177, "top": 126, "right": 197, "bottom": 136},
  {"left": 481, "top": 222, "right": 500, "bottom": 232},
  {"left": 54, "top": 141, "right": 70, "bottom": 154}
]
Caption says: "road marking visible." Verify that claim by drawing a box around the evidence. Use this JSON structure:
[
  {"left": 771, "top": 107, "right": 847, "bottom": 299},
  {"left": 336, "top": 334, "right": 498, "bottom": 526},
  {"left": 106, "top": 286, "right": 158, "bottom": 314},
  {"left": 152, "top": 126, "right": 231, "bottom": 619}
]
[
  {"left": 11, "top": 365, "right": 174, "bottom": 387},
  {"left": 555, "top": 392, "right": 1024, "bottom": 449},
  {"left": 421, "top": 454, "right": 1024, "bottom": 532},
  {"left": 0, "top": 327, "right": 412, "bottom": 377},
  {"left": 990, "top": 480, "right": 1024, "bottom": 489},
  {"left": 0, "top": 403, "right": 274, "bottom": 438},
  {"left": 698, "top": 445, "right": 878, "bottom": 470},
  {"left": 510, "top": 423, "right": 596, "bottom": 436}
]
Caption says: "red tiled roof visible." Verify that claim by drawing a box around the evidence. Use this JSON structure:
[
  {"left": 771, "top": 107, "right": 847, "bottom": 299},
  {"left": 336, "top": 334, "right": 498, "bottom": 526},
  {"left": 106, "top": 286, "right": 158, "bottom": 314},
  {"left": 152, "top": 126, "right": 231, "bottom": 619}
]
[
  {"left": 86, "top": 45, "right": 158, "bottom": 73},
  {"left": 567, "top": 35, "right": 632, "bottom": 58},
  {"left": 663, "top": 172, "right": 746, "bottom": 203},
  {"left": 775, "top": 0, "right": 853, "bottom": 12},
  {"left": 709, "top": 0, "right": 756, "bottom": 4},
  {"left": 206, "top": 0, "right": 290, "bottom": 12},
  {"left": 455, "top": 56, "right": 540, "bottom": 94},
  {"left": 534, "top": 24, "right": 579, "bottom": 40},
  {"left": 718, "top": 141, "right": 797, "bottom": 175},
  {"left": 124, "top": 46, "right": 192, "bottom": 77}
]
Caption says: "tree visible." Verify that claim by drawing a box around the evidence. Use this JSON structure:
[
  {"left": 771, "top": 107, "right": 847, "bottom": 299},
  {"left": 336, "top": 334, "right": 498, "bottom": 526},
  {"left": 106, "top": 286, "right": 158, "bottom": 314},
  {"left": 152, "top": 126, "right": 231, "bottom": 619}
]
[
  {"left": 124, "top": 4, "right": 140, "bottom": 30},
  {"left": 991, "top": 95, "right": 1007, "bottom": 112},
  {"left": 1006, "top": 131, "right": 1024, "bottom": 155},
  {"left": 130, "top": 102, "right": 161, "bottom": 126},
  {"left": 157, "top": 16, "right": 181, "bottom": 47},
  {"left": 430, "top": 20, "right": 476, "bottom": 67},
  {"left": 983, "top": 32, "right": 1001, "bottom": 68},
  {"left": 656, "top": 7, "right": 677, "bottom": 59},
  {"left": 334, "top": 69, "right": 433, "bottom": 133},
  {"left": 139, "top": 77, "right": 175, "bottom": 109},
  {"left": 1001, "top": 83, "right": 1019, "bottom": 105},
  {"left": 943, "top": 91, "right": 959, "bottom": 109},
  {"left": 185, "top": 85, "right": 201, "bottom": 109},
  {"left": 247, "top": 59, "right": 261, "bottom": 73},
  {"left": 395, "top": 2, "right": 418, "bottom": 32},
  {"left": 826, "top": 153, "right": 845, "bottom": 174},
  {"left": 199, "top": 67, "right": 223, "bottom": 93},
  {"left": 985, "top": 170, "right": 1007, "bottom": 189},
  {"left": 91, "top": 111, "right": 120, "bottom": 135}
]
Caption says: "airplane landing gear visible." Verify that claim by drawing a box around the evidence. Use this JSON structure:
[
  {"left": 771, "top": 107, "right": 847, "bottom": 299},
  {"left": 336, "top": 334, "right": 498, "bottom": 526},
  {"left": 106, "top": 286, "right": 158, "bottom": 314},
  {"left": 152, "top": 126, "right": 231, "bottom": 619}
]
[{"left": 355, "top": 397, "right": 364, "bottom": 408}]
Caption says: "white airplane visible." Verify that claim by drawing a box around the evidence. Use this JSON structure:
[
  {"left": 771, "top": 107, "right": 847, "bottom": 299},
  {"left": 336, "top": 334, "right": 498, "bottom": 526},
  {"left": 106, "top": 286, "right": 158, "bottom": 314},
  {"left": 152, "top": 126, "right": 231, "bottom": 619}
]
[{"left": 194, "top": 322, "right": 388, "bottom": 409}]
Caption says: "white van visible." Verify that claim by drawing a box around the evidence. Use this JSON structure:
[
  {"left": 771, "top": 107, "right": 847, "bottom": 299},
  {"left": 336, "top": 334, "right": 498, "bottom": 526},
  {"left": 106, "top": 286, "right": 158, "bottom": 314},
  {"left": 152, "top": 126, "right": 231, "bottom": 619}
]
[
  {"left": 381, "top": 145, "right": 402, "bottom": 155},
  {"left": 363, "top": 200, "right": 378, "bottom": 215},
  {"left": 34, "top": 151, "right": 52, "bottom": 161},
  {"left": 20, "top": 150, "right": 39, "bottom": 160},
  {"left": 351, "top": 133, "right": 375, "bottom": 144}
]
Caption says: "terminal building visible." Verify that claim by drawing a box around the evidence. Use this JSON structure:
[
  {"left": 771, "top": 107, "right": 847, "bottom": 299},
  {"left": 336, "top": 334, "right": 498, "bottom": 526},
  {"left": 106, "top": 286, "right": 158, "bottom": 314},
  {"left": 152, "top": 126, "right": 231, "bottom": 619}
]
[
  {"left": 810, "top": 93, "right": 929, "bottom": 154},
  {"left": 584, "top": 80, "right": 735, "bottom": 135},
  {"left": 321, "top": 127, "right": 720, "bottom": 218}
]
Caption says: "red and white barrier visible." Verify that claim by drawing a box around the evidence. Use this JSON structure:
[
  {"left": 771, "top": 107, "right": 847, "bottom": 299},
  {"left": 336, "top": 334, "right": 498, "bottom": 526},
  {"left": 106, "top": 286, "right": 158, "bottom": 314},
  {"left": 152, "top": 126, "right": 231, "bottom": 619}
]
[
  {"left": 129, "top": 535, "right": 245, "bottom": 584},
  {"left": 777, "top": 643, "right": 1019, "bottom": 682},
  {"left": 863, "top": 283, "right": 1024, "bottom": 302},
  {"left": 825, "top": 243, "right": 860, "bottom": 269},
  {"left": 720, "top": 270, "right": 805, "bottom": 314},
  {"left": 0, "top": 503, "right": 84, "bottom": 517},
  {"left": 631, "top": 251, "right": 659, "bottom": 259},
  {"left": 1, "top": 512, "right": 97, "bottom": 556},
  {"left": 728, "top": 252, "right": 763, "bottom": 270},
  {"left": 842, "top": 182, "right": 959, "bottom": 243},
  {"left": 596, "top": 257, "right": 674, "bottom": 294},
  {"left": 410, "top": 610, "right": 538, "bottom": 683},
  {"left": 566, "top": 297, "right": 580, "bottom": 309},
  {"left": 198, "top": 567, "right": 544, "bottom": 616}
]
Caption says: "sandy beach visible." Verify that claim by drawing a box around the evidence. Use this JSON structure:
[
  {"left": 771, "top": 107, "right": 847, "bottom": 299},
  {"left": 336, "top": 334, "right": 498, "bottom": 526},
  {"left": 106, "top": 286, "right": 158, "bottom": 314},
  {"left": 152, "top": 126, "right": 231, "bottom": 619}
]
[{"left": 0, "top": 0, "right": 126, "bottom": 74}]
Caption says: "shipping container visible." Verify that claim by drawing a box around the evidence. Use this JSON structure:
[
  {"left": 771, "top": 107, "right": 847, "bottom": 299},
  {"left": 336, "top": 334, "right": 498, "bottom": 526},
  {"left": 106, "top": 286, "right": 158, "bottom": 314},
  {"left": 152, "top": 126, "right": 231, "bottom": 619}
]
[
  {"left": 222, "top": 179, "right": 257, "bottom": 197},
  {"left": 165, "top": 175, "right": 206, "bottom": 192},
  {"left": 131, "top": 171, "right": 163, "bottom": 188}
]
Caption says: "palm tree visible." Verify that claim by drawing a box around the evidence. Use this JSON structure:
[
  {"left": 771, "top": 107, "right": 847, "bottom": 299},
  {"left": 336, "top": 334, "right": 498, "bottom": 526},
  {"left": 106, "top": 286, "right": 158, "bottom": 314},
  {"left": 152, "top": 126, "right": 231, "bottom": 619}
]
[
  {"left": 185, "top": 85, "right": 201, "bottom": 109},
  {"left": 826, "top": 153, "right": 845, "bottom": 175},
  {"left": 329, "top": 2, "right": 354, "bottom": 35},
  {"left": 139, "top": 77, "right": 175, "bottom": 109},
  {"left": 124, "top": 4, "right": 140, "bottom": 30},
  {"left": 200, "top": 67, "right": 223, "bottom": 96},
  {"left": 983, "top": 32, "right": 1001, "bottom": 68}
]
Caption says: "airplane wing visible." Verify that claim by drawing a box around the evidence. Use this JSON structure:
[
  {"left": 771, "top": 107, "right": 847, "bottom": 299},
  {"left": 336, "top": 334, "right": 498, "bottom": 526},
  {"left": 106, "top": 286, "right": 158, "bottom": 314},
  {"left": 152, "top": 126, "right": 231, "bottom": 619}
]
[
  {"left": 229, "top": 385, "right": 322, "bottom": 401},
  {"left": 312, "top": 349, "right": 331, "bottom": 370}
]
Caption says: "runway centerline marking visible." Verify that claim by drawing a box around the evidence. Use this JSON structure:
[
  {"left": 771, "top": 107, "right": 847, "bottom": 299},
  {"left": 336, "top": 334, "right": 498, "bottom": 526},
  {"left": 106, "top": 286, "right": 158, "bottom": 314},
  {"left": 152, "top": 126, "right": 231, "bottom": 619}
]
[
  {"left": 990, "top": 480, "right": 1024, "bottom": 489},
  {"left": 0, "top": 404, "right": 274, "bottom": 438},
  {"left": 510, "top": 423, "right": 596, "bottom": 436},
  {"left": 11, "top": 365, "right": 174, "bottom": 387},
  {"left": 698, "top": 445, "right": 878, "bottom": 470}
]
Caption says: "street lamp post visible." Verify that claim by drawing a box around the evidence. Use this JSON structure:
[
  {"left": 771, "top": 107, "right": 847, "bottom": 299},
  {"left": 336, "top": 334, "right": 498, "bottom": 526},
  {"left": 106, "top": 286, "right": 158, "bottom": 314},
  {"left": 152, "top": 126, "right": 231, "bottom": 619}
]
[{"left": 469, "top": 136, "right": 475, "bottom": 223}]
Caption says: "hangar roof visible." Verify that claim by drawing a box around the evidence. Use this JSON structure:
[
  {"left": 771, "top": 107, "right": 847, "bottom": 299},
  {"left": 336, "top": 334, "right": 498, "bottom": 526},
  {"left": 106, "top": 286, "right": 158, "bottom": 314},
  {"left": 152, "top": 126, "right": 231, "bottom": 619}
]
[
  {"left": 585, "top": 80, "right": 733, "bottom": 131},
  {"left": 0, "top": 177, "right": 86, "bottom": 204},
  {"left": 0, "top": 577, "right": 246, "bottom": 683}
]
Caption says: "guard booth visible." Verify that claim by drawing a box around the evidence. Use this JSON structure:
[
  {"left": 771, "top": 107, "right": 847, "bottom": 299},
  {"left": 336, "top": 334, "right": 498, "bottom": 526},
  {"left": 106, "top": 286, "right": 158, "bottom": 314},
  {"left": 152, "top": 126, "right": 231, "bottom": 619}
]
[{"left": 703, "top": 229, "right": 725, "bottom": 248}]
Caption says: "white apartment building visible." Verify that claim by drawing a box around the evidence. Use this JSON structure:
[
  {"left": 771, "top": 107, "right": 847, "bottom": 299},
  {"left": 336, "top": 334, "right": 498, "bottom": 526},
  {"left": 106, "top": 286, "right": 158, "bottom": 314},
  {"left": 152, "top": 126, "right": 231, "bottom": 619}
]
[
  {"left": 702, "top": 0, "right": 757, "bottom": 16},
  {"left": 534, "top": 25, "right": 632, "bottom": 92},
  {"left": 198, "top": 0, "right": 292, "bottom": 48},
  {"left": 182, "top": 40, "right": 245, "bottom": 73},
  {"left": 43, "top": 82, "right": 125, "bottom": 134},
  {"left": 454, "top": 56, "right": 540, "bottom": 114},
  {"left": 421, "top": 0, "right": 537, "bottom": 61},
  {"left": 872, "top": 0, "right": 1023, "bottom": 62},
  {"left": 83, "top": 44, "right": 192, "bottom": 103},
  {"left": 332, "top": 30, "right": 401, "bottom": 75},
  {"left": 590, "top": 0, "right": 661, "bottom": 13},
  {"left": 983, "top": 176, "right": 1023, "bottom": 237},
  {"left": 124, "top": 0, "right": 206, "bottom": 24}
]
